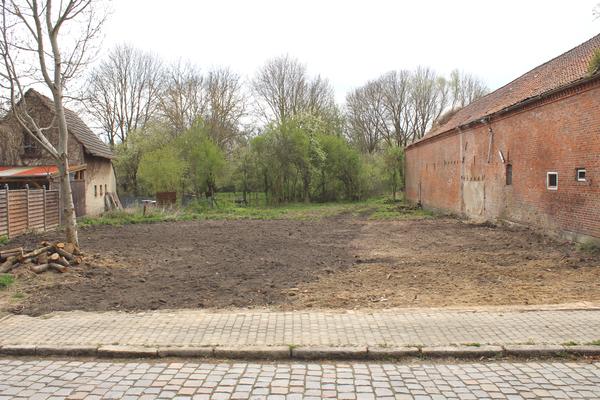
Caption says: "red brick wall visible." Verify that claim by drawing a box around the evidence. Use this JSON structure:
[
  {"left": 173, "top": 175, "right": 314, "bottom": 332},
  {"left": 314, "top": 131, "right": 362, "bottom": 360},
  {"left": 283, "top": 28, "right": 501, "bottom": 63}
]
[{"left": 406, "top": 80, "right": 600, "bottom": 240}]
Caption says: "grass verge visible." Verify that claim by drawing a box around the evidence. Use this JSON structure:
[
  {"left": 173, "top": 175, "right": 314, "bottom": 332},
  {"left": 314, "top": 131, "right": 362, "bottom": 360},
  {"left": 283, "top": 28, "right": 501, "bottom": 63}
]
[{"left": 79, "top": 196, "right": 436, "bottom": 227}]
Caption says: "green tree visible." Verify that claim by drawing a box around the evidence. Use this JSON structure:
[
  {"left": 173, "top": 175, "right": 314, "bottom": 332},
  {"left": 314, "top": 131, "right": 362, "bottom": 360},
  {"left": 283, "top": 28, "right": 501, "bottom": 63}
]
[
  {"left": 177, "top": 126, "right": 226, "bottom": 206},
  {"left": 137, "top": 144, "right": 186, "bottom": 194},
  {"left": 383, "top": 145, "right": 404, "bottom": 200}
]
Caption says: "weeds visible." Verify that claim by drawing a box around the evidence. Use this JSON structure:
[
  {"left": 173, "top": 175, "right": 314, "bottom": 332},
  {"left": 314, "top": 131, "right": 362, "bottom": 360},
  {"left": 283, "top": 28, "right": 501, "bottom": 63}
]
[
  {"left": 0, "top": 235, "right": 8, "bottom": 245},
  {"left": 0, "top": 274, "right": 14, "bottom": 289},
  {"left": 577, "top": 240, "right": 600, "bottom": 255}
]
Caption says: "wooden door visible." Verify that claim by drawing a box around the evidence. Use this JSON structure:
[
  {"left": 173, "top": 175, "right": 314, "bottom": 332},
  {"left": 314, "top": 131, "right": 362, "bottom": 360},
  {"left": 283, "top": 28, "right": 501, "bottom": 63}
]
[{"left": 71, "top": 180, "right": 86, "bottom": 217}]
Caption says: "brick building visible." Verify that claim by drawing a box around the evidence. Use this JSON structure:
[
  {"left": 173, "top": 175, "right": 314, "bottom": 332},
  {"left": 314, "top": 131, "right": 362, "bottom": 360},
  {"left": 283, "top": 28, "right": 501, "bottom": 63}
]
[
  {"left": 0, "top": 89, "right": 116, "bottom": 216},
  {"left": 405, "top": 34, "right": 600, "bottom": 243}
]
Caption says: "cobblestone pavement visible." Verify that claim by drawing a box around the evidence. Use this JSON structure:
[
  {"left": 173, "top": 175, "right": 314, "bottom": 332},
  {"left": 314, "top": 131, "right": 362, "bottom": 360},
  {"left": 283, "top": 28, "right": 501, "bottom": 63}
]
[
  {"left": 0, "top": 359, "right": 599, "bottom": 399},
  {"left": 1, "top": 308, "right": 600, "bottom": 348}
]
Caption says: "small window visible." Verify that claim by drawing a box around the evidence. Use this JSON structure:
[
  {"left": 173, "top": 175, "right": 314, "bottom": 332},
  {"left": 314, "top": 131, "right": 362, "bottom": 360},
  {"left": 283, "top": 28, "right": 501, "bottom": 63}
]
[
  {"left": 99, "top": 185, "right": 103, "bottom": 196},
  {"left": 22, "top": 132, "right": 38, "bottom": 155},
  {"left": 547, "top": 172, "right": 558, "bottom": 190},
  {"left": 576, "top": 168, "right": 586, "bottom": 182},
  {"left": 105, "top": 184, "right": 108, "bottom": 194},
  {"left": 94, "top": 185, "right": 97, "bottom": 197},
  {"left": 506, "top": 164, "right": 513, "bottom": 186}
]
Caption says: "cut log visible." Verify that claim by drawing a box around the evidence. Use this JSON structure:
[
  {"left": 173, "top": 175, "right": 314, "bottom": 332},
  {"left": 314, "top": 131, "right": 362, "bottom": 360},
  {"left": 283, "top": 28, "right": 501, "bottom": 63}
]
[
  {"left": 0, "top": 247, "right": 23, "bottom": 260},
  {"left": 55, "top": 256, "right": 71, "bottom": 268},
  {"left": 49, "top": 263, "right": 67, "bottom": 273},
  {"left": 40, "top": 241, "right": 50, "bottom": 246},
  {"left": 22, "top": 246, "right": 52, "bottom": 260},
  {"left": 55, "top": 248, "right": 75, "bottom": 262},
  {"left": 0, "top": 256, "right": 18, "bottom": 273},
  {"left": 31, "top": 263, "right": 67, "bottom": 274},
  {"left": 31, "top": 264, "right": 49, "bottom": 274},
  {"left": 37, "top": 252, "right": 48, "bottom": 265},
  {"left": 48, "top": 253, "right": 60, "bottom": 262},
  {"left": 55, "top": 242, "right": 65, "bottom": 249}
]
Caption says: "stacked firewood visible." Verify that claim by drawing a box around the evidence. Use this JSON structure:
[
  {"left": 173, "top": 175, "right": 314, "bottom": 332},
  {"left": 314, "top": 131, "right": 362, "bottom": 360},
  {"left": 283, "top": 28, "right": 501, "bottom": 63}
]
[{"left": 0, "top": 242, "right": 82, "bottom": 274}]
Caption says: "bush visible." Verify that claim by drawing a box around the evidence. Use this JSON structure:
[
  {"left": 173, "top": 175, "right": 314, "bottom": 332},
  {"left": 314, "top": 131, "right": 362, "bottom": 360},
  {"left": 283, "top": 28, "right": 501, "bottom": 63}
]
[
  {"left": 588, "top": 49, "right": 600, "bottom": 75},
  {"left": 0, "top": 235, "right": 8, "bottom": 245}
]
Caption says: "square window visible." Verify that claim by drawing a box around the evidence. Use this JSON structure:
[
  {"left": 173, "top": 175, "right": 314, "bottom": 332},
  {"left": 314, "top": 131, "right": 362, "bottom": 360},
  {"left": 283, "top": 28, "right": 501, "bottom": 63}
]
[
  {"left": 547, "top": 172, "right": 558, "bottom": 190},
  {"left": 576, "top": 168, "right": 586, "bottom": 182}
]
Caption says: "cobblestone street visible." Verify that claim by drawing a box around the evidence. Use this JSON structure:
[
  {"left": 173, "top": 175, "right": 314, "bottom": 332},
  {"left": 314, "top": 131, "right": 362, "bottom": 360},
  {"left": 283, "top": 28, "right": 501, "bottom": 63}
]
[{"left": 0, "top": 359, "right": 599, "bottom": 399}]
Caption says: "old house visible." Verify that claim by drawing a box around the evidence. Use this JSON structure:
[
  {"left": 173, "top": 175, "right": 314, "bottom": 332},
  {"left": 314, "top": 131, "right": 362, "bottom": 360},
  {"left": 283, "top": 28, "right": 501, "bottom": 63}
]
[
  {"left": 0, "top": 89, "right": 116, "bottom": 216},
  {"left": 405, "top": 34, "right": 600, "bottom": 243}
]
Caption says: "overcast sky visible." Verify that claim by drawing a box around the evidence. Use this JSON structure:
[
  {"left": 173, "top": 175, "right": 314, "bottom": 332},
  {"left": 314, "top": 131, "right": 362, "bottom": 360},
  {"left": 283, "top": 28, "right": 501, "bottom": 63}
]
[{"left": 103, "top": 1, "right": 599, "bottom": 103}]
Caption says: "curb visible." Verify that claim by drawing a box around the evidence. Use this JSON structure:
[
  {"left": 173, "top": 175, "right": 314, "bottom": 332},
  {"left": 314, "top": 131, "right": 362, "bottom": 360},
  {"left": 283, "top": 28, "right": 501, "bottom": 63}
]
[{"left": 1, "top": 344, "right": 599, "bottom": 360}]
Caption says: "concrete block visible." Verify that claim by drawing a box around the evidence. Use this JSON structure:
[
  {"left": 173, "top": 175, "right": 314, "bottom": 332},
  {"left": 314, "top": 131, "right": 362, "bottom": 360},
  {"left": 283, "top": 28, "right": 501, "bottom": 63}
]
[{"left": 291, "top": 346, "right": 368, "bottom": 360}]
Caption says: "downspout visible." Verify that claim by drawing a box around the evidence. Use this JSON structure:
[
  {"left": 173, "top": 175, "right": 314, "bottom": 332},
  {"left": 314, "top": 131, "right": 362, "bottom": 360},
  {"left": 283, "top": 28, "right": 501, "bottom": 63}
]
[{"left": 458, "top": 126, "right": 465, "bottom": 215}]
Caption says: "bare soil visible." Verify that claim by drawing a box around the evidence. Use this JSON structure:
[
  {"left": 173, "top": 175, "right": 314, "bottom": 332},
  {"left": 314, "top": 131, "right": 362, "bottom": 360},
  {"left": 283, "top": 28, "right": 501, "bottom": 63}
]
[{"left": 2, "top": 215, "right": 600, "bottom": 315}]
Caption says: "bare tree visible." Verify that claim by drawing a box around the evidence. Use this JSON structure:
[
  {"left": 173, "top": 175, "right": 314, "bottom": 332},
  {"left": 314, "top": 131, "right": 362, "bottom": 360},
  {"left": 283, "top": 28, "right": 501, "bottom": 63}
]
[
  {"left": 0, "top": 0, "right": 107, "bottom": 247},
  {"left": 378, "top": 70, "right": 412, "bottom": 147},
  {"left": 345, "top": 81, "right": 385, "bottom": 154},
  {"left": 205, "top": 67, "right": 246, "bottom": 152},
  {"left": 85, "top": 44, "right": 164, "bottom": 147},
  {"left": 252, "top": 55, "right": 335, "bottom": 124},
  {"left": 448, "top": 69, "right": 488, "bottom": 110},
  {"left": 407, "top": 67, "right": 449, "bottom": 142},
  {"left": 159, "top": 60, "right": 207, "bottom": 135}
]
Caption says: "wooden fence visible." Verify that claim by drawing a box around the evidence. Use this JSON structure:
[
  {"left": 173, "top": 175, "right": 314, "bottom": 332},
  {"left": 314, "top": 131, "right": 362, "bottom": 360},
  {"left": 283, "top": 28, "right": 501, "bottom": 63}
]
[{"left": 0, "top": 186, "right": 60, "bottom": 238}]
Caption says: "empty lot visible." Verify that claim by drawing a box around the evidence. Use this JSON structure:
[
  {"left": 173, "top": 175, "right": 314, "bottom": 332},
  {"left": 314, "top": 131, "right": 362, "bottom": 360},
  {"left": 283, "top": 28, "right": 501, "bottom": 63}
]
[{"left": 2, "top": 211, "right": 599, "bottom": 315}]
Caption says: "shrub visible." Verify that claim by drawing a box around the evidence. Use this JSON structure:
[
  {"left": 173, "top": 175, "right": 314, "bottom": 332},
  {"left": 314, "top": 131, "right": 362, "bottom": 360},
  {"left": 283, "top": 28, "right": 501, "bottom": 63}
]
[
  {"left": 588, "top": 49, "right": 600, "bottom": 75},
  {"left": 0, "top": 235, "right": 8, "bottom": 245}
]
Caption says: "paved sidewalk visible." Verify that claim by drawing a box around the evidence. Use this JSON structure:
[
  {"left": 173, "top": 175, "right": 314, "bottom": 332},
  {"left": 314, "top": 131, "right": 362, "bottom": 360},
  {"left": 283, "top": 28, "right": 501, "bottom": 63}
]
[
  {"left": 1, "top": 307, "right": 599, "bottom": 349},
  {"left": 0, "top": 359, "right": 599, "bottom": 399}
]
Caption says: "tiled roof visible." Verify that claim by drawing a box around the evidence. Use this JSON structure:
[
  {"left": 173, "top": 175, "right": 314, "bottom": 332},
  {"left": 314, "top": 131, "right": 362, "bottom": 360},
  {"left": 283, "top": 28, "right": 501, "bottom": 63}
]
[
  {"left": 414, "top": 33, "right": 600, "bottom": 145},
  {"left": 26, "top": 90, "right": 113, "bottom": 159}
]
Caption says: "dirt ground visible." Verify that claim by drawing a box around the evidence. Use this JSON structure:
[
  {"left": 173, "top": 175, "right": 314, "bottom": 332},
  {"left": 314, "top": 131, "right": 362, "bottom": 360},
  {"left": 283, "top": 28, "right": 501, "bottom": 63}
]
[{"left": 2, "top": 214, "right": 600, "bottom": 315}]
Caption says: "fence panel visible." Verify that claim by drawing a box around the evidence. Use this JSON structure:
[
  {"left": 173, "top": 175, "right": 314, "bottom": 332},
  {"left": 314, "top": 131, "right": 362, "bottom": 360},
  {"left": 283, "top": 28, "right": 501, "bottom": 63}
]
[
  {"left": 0, "top": 187, "right": 61, "bottom": 238},
  {"left": 0, "top": 190, "right": 7, "bottom": 237}
]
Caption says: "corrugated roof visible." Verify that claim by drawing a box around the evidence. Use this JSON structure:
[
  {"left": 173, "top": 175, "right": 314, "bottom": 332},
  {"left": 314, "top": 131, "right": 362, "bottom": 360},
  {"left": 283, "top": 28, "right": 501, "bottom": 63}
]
[
  {"left": 0, "top": 165, "right": 84, "bottom": 178},
  {"left": 413, "top": 34, "right": 600, "bottom": 145},
  {"left": 26, "top": 90, "right": 113, "bottom": 159}
]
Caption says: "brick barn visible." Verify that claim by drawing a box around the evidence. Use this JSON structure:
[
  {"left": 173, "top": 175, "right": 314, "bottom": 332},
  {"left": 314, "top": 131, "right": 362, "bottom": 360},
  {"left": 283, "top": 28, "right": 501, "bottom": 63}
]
[
  {"left": 0, "top": 89, "right": 116, "bottom": 217},
  {"left": 405, "top": 34, "right": 600, "bottom": 243}
]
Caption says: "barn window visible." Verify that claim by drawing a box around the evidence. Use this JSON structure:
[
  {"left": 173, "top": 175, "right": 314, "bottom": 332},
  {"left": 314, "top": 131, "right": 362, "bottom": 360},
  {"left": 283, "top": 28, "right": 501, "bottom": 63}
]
[
  {"left": 94, "top": 185, "right": 97, "bottom": 197},
  {"left": 104, "top": 184, "right": 107, "bottom": 194},
  {"left": 22, "top": 133, "right": 38, "bottom": 156},
  {"left": 576, "top": 168, "right": 586, "bottom": 182},
  {"left": 506, "top": 164, "right": 512, "bottom": 185},
  {"left": 547, "top": 172, "right": 558, "bottom": 190},
  {"left": 99, "top": 185, "right": 103, "bottom": 196}
]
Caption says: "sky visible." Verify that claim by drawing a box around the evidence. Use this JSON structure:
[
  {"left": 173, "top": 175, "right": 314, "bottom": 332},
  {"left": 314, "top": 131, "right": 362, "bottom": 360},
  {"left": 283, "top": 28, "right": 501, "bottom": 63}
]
[{"left": 101, "top": 1, "right": 599, "bottom": 103}]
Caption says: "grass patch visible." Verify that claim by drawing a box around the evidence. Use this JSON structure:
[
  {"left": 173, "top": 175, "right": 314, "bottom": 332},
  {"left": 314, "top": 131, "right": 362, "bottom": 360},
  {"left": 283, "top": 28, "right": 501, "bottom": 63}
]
[
  {"left": 0, "top": 274, "right": 14, "bottom": 289},
  {"left": 0, "top": 235, "right": 8, "bottom": 245},
  {"left": 562, "top": 341, "right": 579, "bottom": 346},
  {"left": 79, "top": 196, "right": 436, "bottom": 227},
  {"left": 587, "top": 339, "right": 600, "bottom": 346},
  {"left": 463, "top": 342, "right": 482, "bottom": 347},
  {"left": 12, "top": 292, "right": 24, "bottom": 299},
  {"left": 577, "top": 240, "right": 600, "bottom": 255}
]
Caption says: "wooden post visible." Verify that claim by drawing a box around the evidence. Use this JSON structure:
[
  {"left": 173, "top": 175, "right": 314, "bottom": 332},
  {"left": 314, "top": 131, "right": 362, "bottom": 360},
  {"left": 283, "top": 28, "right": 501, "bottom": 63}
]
[
  {"left": 25, "top": 184, "right": 30, "bottom": 231},
  {"left": 4, "top": 185, "right": 10, "bottom": 238},
  {"left": 43, "top": 185, "right": 47, "bottom": 232}
]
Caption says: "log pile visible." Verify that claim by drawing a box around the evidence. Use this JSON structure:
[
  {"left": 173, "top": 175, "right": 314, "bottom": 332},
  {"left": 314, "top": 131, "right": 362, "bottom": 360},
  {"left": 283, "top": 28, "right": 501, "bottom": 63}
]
[{"left": 0, "top": 242, "right": 82, "bottom": 274}]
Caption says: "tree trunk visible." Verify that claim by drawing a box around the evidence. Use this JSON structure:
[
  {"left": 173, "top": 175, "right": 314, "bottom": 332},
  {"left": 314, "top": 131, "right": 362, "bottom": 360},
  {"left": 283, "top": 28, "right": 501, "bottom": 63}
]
[{"left": 58, "top": 158, "right": 79, "bottom": 247}]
